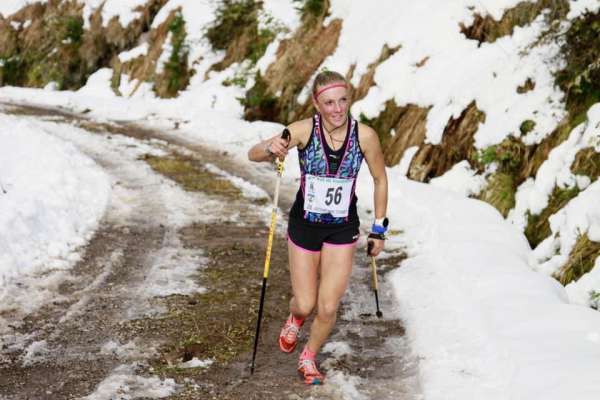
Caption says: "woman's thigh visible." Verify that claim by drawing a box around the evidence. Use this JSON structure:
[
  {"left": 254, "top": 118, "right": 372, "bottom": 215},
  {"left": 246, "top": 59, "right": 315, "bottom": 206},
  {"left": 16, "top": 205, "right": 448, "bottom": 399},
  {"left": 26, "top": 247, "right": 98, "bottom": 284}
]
[
  {"left": 318, "top": 243, "right": 356, "bottom": 311},
  {"left": 288, "top": 239, "right": 321, "bottom": 305}
]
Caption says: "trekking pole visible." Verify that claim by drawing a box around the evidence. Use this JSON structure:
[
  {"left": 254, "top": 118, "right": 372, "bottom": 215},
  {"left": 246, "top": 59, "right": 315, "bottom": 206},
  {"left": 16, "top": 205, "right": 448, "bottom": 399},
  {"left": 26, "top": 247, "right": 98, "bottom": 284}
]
[
  {"left": 367, "top": 242, "right": 383, "bottom": 318},
  {"left": 250, "top": 128, "right": 290, "bottom": 375}
]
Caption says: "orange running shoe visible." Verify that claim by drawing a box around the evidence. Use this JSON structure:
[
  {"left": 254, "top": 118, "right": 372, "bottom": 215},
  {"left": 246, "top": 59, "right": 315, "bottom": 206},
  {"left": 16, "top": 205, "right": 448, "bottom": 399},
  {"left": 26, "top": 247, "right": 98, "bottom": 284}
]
[
  {"left": 279, "top": 314, "right": 304, "bottom": 353},
  {"left": 298, "top": 358, "right": 324, "bottom": 385}
]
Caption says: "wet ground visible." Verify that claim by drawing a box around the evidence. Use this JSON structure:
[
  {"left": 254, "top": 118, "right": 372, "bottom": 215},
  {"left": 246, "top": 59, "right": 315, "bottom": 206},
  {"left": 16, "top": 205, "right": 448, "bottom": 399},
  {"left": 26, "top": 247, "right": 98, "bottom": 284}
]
[{"left": 0, "top": 103, "right": 419, "bottom": 399}]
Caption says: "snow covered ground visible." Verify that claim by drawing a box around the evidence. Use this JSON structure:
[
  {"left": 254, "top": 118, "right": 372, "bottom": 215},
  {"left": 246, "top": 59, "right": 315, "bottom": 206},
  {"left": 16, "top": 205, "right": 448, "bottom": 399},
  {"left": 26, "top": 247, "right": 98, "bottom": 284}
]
[{"left": 2, "top": 0, "right": 600, "bottom": 399}]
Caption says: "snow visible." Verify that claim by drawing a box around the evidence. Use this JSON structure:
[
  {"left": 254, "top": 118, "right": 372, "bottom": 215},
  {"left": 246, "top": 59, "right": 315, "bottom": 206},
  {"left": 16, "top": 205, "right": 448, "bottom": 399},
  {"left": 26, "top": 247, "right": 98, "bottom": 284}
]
[
  {"left": 380, "top": 174, "right": 600, "bottom": 400},
  {"left": 323, "top": 0, "right": 566, "bottom": 149},
  {"left": 0, "top": 0, "right": 47, "bottom": 18},
  {"left": 1, "top": 0, "right": 600, "bottom": 398},
  {"left": 82, "top": 364, "right": 179, "bottom": 400},
  {"left": 179, "top": 357, "right": 213, "bottom": 369},
  {"left": 82, "top": 0, "right": 148, "bottom": 28},
  {"left": 0, "top": 114, "right": 110, "bottom": 318},
  {"left": 429, "top": 160, "right": 487, "bottom": 197},
  {"left": 512, "top": 104, "right": 600, "bottom": 293}
]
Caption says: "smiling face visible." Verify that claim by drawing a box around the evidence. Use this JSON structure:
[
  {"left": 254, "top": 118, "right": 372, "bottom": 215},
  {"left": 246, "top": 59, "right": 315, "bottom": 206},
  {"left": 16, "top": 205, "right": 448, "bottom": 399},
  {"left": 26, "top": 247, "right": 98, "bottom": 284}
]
[{"left": 312, "top": 82, "right": 350, "bottom": 129}]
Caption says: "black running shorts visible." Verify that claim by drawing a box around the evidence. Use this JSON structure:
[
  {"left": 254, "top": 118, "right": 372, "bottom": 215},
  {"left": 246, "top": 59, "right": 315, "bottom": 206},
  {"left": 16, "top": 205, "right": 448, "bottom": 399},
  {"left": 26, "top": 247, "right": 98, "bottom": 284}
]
[{"left": 287, "top": 218, "right": 360, "bottom": 252}]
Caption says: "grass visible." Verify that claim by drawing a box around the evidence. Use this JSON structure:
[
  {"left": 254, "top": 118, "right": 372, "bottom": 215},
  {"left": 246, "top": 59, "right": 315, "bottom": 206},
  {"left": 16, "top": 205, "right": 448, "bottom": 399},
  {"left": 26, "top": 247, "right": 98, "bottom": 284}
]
[
  {"left": 143, "top": 153, "right": 240, "bottom": 197},
  {"left": 478, "top": 172, "right": 516, "bottom": 217},
  {"left": 571, "top": 147, "right": 600, "bottom": 183},
  {"left": 555, "top": 233, "right": 600, "bottom": 285},
  {"left": 525, "top": 186, "right": 580, "bottom": 248}
]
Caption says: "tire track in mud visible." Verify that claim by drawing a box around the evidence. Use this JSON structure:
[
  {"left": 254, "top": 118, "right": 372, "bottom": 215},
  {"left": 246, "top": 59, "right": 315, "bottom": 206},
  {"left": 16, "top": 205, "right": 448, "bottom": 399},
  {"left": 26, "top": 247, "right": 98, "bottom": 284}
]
[{"left": 0, "top": 103, "right": 419, "bottom": 400}]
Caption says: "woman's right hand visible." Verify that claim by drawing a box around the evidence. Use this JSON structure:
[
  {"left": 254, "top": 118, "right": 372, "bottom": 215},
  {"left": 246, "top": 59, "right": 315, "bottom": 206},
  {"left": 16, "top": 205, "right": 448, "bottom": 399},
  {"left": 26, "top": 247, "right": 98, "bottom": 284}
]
[{"left": 265, "top": 136, "right": 289, "bottom": 159}]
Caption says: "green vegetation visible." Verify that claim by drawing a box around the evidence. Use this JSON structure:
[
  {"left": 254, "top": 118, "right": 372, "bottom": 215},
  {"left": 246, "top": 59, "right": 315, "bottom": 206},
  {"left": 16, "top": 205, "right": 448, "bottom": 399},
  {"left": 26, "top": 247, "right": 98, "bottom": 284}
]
[
  {"left": 525, "top": 186, "right": 580, "bottom": 247},
  {"left": 293, "top": 0, "right": 327, "bottom": 21},
  {"left": 555, "top": 234, "right": 600, "bottom": 285},
  {"left": 206, "top": 0, "right": 259, "bottom": 51},
  {"left": 61, "top": 15, "right": 84, "bottom": 44},
  {"left": 240, "top": 72, "right": 279, "bottom": 121},
  {"left": 158, "top": 12, "right": 190, "bottom": 97},
  {"left": 555, "top": 11, "right": 600, "bottom": 122},
  {"left": 477, "top": 137, "right": 525, "bottom": 173},
  {"left": 519, "top": 119, "right": 536, "bottom": 135},
  {"left": 590, "top": 290, "right": 600, "bottom": 310},
  {"left": 0, "top": 57, "right": 24, "bottom": 86}
]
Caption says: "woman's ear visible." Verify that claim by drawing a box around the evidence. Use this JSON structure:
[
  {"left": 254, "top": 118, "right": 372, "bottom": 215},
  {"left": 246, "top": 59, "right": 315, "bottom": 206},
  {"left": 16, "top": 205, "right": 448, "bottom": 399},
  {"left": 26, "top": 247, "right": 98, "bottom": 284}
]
[{"left": 311, "top": 95, "right": 320, "bottom": 113}]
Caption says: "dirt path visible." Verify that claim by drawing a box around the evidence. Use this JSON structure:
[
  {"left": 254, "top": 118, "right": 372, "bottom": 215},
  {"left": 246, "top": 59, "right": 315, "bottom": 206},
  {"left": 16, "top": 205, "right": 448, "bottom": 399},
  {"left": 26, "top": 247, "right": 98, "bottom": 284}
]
[{"left": 0, "top": 103, "right": 418, "bottom": 400}]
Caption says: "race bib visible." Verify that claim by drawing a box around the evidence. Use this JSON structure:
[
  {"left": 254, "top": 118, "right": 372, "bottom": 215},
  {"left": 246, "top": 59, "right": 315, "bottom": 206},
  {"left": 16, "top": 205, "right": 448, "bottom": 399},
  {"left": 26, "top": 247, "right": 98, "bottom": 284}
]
[{"left": 304, "top": 174, "right": 354, "bottom": 217}]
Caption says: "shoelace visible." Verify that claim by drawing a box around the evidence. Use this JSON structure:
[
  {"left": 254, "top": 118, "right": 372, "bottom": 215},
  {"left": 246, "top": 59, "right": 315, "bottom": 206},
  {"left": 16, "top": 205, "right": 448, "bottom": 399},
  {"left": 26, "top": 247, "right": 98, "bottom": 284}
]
[
  {"left": 299, "top": 359, "right": 321, "bottom": 377},
  {"left": 282, "top": 323, "right": 300, "bottom": 343}
]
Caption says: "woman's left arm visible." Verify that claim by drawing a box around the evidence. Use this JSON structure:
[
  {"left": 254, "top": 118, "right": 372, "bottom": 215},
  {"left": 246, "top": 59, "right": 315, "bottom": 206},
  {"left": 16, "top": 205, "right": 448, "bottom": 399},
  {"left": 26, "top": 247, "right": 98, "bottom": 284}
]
[{"left": 360, "top": 125, "right": 388, "bottom": 256}]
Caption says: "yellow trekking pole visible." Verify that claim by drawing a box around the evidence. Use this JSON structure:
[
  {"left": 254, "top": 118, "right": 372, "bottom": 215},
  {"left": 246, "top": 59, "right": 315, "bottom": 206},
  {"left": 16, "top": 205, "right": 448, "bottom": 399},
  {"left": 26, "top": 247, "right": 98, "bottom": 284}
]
[{"left": 250, "top": 128, "right": 290, "bottom": 374}]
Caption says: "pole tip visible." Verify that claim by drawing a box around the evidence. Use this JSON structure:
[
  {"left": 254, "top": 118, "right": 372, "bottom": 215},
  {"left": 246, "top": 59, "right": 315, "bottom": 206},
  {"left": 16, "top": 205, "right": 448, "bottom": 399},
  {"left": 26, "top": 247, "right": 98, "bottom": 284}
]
[{"left": 376, "top": 311, "right": 383, "bottom": 318}]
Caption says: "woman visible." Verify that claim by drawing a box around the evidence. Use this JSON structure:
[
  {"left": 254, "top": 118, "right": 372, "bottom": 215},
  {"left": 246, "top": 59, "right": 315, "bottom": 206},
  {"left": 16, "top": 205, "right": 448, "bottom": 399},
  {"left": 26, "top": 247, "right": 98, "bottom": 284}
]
[{"left": 248, "top": 70, "right": 388, "bottom": 385}]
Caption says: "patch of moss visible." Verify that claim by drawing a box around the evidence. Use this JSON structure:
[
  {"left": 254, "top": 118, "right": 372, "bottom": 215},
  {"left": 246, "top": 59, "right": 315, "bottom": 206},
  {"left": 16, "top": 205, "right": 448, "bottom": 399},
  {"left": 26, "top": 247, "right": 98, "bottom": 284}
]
[
  {"left": 478, "top": 172, "right": 516, "bottom": 217},
  {"left": 525, "top": 186, "right": 580, "bottom": 247},
  {"left": 519, "top": 119, "right": 536, "bottom": 135},
  {"left": 143, "top": 153, "right": 241, "bottom": 197},
  {"left": 555, "top": 234, "right": 600, "bottom": 285}
]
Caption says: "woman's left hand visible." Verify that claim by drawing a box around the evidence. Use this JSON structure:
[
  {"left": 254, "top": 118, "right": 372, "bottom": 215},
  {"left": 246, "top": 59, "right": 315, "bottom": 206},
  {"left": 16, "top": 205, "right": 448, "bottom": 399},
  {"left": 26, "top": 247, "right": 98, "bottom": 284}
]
[{"left": 367, "top": 238, "right": 384, "bottom": 257}]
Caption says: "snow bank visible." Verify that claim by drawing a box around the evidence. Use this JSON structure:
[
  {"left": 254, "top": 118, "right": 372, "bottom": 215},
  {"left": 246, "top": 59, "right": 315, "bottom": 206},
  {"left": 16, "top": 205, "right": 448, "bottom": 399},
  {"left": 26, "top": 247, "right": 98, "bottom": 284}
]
[
  {"left": 384, "top": 173, "right": 600, "bottom": 400},
  {"left": 0, "top": 114, "right": 110, "bottom": 300}
]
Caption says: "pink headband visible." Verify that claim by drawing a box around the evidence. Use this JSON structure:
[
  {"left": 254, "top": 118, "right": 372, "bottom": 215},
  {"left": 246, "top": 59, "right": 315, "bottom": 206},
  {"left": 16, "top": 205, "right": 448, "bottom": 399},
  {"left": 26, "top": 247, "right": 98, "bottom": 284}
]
[{"left": 314, "top": 83, "right": 347, "bottom": 100}]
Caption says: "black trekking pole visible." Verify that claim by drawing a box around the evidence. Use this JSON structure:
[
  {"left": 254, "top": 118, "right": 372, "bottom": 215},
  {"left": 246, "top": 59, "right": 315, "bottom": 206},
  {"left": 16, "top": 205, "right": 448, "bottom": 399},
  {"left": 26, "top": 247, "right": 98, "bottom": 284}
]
[
  {"left": 367, "top": 241, "right": 383, "bottom": 318},
  {"left": 250, "top": 128, "right": 290, "bottom": 375}
]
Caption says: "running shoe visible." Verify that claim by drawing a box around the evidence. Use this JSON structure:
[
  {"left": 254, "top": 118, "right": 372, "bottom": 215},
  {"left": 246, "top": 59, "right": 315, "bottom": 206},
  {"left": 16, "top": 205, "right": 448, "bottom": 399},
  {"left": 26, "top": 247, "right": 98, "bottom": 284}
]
[
  {"left": 279, "top": 314, "right": 303, "bottom": 353},
  {"left": 298, "top": 358, "right": 324, "bottom": 385}
]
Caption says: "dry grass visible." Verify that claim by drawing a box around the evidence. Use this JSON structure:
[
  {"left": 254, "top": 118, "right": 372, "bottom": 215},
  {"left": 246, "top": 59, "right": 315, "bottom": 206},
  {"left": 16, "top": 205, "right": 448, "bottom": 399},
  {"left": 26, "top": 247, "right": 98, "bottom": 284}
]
[{"left": 555, "top": 234, "right": 600, "bottom": 285}]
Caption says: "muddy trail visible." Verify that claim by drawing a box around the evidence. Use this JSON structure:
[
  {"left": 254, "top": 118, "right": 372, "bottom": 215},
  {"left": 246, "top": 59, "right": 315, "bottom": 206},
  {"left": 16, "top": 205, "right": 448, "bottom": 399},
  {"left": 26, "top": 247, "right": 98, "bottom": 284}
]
[{"left": 0, "top": 103, "right": 418, "bottom": 400}]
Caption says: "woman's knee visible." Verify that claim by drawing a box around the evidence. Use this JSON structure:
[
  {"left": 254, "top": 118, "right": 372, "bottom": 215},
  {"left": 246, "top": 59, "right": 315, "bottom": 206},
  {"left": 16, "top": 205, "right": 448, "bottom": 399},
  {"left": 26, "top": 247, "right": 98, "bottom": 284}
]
[
  {"left": 294, "top": 296, "right": 316, "bottom": 317},
  {"left": 317, "top": 301, "right": 339, "bottom": 321}
]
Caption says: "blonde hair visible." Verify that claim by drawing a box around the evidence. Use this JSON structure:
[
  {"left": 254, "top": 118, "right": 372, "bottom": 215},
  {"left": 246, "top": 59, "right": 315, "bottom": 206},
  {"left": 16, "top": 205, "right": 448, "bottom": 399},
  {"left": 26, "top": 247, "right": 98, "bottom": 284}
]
[{"left": 311, "top": 70, "right": 347, "bottom": 98}]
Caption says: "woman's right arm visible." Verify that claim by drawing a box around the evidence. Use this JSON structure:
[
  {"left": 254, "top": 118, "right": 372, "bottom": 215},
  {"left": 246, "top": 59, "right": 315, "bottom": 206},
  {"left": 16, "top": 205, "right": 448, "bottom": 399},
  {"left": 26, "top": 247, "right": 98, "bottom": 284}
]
[{"left": 247, "top": 119, "right": 310, "bottom": 162}]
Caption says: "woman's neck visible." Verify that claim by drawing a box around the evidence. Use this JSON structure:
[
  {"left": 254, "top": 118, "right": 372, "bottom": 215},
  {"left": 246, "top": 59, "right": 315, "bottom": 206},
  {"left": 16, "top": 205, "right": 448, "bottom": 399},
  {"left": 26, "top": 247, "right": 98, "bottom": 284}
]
[{"left": 321, "top": 116, "right": 347, "bottom": 137}]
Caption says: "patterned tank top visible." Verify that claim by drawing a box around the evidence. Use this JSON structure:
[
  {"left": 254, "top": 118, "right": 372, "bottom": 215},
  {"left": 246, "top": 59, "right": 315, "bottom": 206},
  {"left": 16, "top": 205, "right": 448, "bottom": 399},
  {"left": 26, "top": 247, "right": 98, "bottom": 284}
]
[{"left": 289, "top": 113, "right": 364, "bottom": 224}]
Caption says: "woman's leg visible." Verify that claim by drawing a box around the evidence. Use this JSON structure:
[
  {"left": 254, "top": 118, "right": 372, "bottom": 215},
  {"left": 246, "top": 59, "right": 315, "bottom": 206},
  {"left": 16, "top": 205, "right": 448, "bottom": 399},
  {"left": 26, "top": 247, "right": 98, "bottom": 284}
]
[
  {"left": 305, "top": 242, "right": 355, "bottom": 353},
  {"left": 287, "top": 239, "right": 321, "bottom": 318}
]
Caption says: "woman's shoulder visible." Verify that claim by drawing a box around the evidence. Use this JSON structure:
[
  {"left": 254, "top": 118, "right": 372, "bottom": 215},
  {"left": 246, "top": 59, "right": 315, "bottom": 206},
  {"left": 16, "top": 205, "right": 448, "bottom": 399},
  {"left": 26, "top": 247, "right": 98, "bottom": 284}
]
[
  {"left": 356, "top": 121, "right": 377, "bottom": 140},
  {"left": 288, "top": 117, "right": 314, "bottom": 145},
  {"left": 288, "top": 117, "right": 313, "bottom": 133}
]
